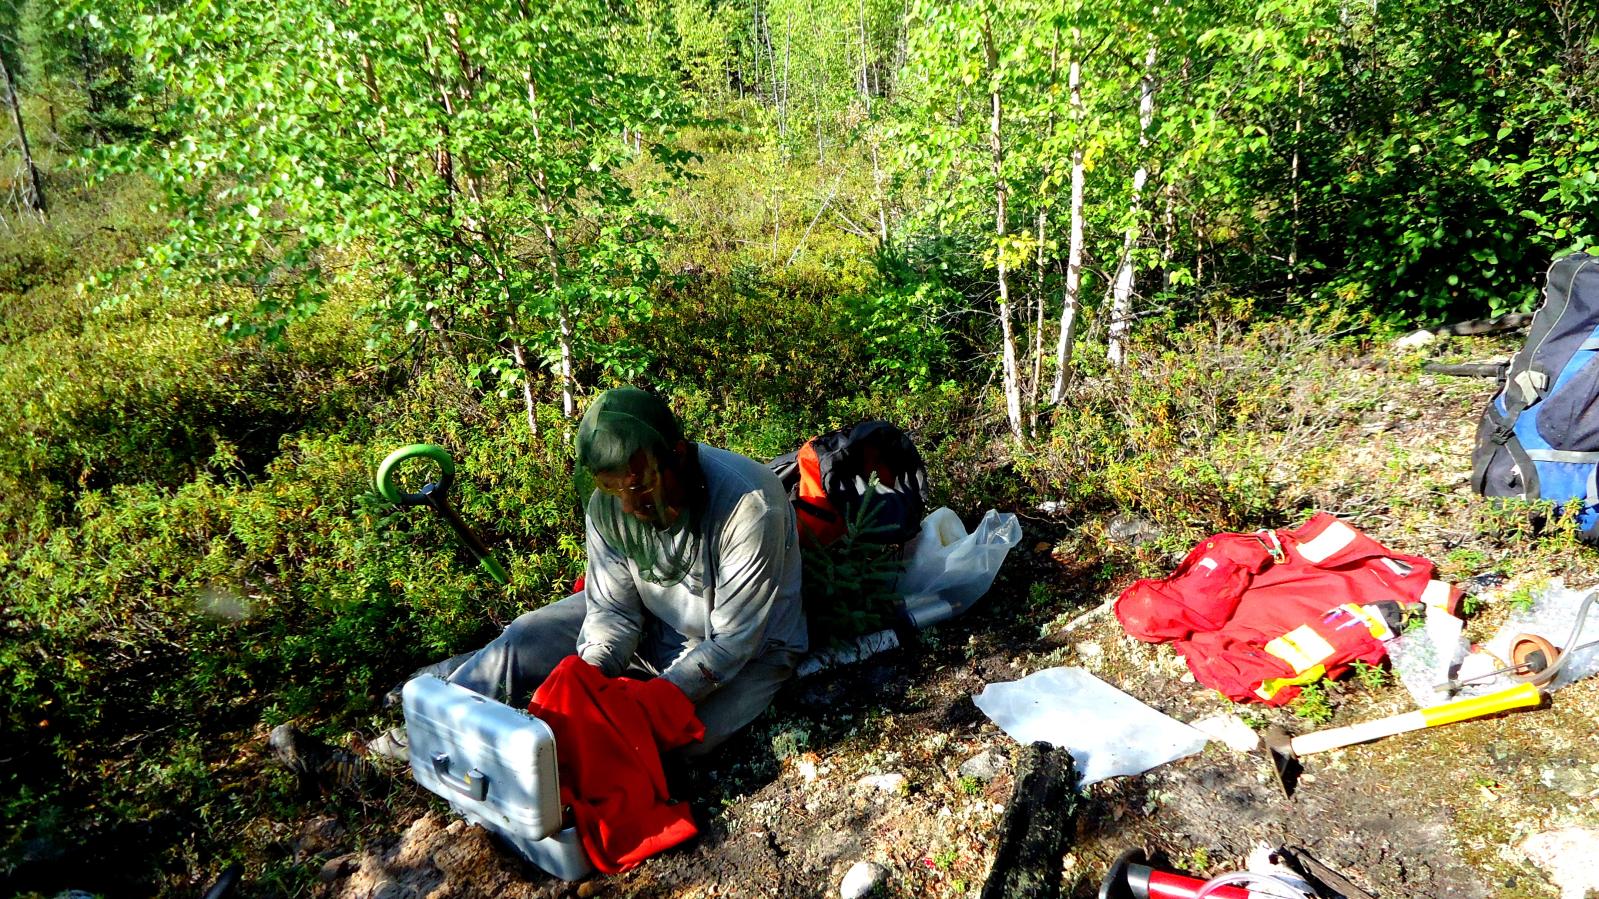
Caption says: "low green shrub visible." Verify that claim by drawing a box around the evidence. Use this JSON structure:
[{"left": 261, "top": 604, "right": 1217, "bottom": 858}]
[
  {"left": 1023, "top": 317, "right": 1364, "bottom": 537},
  {"left": 0, "top": 181, "right": 370, "bottom": 542},
  {"left": 1, "top": 355, "right": 590, "bottom": 890}
]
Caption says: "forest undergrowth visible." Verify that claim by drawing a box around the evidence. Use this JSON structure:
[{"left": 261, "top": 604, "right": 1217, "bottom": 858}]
[
  {"left": 3, "top": 0, "right": 1597, "bottom": 893},
  {"left": 4, "top": 166, "right": 1581, "bottom": 898}
]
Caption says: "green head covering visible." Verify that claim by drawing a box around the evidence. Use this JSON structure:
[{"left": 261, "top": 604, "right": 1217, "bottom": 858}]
[
  {"left": 576, "top": 387, "right": 684, "bottom": 475},
  {"left": 576, "top": 388, "right": 698, "bottom": 586}
]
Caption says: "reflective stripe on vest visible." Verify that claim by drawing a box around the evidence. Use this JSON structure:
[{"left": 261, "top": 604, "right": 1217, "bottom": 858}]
[
  {"left": 1294, "top": 519, "right": 1358, "bottom": 564},
  {"left": 1263, "top": 624, "right": 1338, "bottom": 674},
  {"left": 1255, "top": 664, "right": 1328, "bottom": 702}
]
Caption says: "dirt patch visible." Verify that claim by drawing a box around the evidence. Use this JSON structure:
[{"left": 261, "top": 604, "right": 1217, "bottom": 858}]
[
  {"left": 309, "top": 341, "right": 1599, "bottom": 899},
  {"left": 313, "top": 622, "right": 1598, "bottom": 899}
]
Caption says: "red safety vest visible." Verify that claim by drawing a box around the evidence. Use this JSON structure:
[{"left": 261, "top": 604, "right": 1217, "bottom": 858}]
[{"left": 1115, "top": 513, "right": 1459, "bottom": 705}]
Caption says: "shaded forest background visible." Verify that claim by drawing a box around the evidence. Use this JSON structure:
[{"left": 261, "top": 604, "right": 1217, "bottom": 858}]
[{"left": 1, "top": 0, "right": 1596, "bottom": 894}]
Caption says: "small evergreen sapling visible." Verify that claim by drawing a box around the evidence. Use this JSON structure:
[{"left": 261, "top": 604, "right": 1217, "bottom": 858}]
[{"left": 801, "top": 480, "right": 908, "bottom": 644}]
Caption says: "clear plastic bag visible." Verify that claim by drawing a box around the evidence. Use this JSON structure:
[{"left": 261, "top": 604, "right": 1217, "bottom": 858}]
[
  {"left": 1389, "top": 608, "right": 1468, "bottom": 707},
  {"left": 1394, "top": 579, "right": 1599, "bottom": 703},
  {"left": 972, "top": 667, "right": 1209, "bottom": 786},
  {"left": 896, "top": 507, "right": 1023, "bottom": 628}
]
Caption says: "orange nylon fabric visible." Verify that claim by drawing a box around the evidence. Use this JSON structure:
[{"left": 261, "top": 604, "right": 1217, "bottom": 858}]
[{"left": 794, "top": 440, "right": 846, "bottom": 546}]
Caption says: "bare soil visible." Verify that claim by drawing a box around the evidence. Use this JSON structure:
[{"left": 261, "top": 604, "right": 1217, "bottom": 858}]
[{"left": 304, "top": 340, "right": 1599, "bottom": 899}]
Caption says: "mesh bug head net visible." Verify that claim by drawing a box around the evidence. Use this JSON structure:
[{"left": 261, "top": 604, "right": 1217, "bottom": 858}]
[{"left": 576, "top": 388, "right": 699, "bottom": 586}]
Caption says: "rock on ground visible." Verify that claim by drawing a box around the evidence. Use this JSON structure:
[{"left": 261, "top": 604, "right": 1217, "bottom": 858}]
[
  {"left": 958, "top": 750, "right": 1007, "bottom": 783},
  {"left": 1522, "top": 828, "right": 1599, "bottom": 899},
  {"left": 856, "top": 772, "right": 906, "bottom": 793},
  {"left": 839, "top": 861, "right": 889, "bottom": 899}
]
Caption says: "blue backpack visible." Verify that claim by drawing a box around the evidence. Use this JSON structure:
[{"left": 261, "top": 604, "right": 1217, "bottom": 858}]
[{"left": 1474, "top": 252, "right": 1599, "bottom": 539}]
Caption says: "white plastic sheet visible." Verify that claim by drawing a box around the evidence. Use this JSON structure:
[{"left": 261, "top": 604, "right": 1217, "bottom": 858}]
[
  {"left": 897, "top": 507, "right": 1022, "bottom": 629},
  {"left": 972, "top": 667, "right": 1209, "bottom": 786}
]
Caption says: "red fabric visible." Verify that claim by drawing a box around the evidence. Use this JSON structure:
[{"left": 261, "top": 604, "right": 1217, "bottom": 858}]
[
  {"left": 528, "top": 656, "right": 705, "bottom": 873},
  {"left": 1115, "top": 513, "right": 1459, "bottom": 705}
]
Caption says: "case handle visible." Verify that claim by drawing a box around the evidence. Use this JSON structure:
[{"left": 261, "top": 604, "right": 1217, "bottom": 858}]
[{"left": 432, "top": 752, "right": 489, "bottom": 802}]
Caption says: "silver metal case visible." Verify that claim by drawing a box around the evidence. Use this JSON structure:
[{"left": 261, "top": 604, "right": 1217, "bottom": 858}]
[{"left": 401, "top": 674, "right": 592, "bottom": 881}]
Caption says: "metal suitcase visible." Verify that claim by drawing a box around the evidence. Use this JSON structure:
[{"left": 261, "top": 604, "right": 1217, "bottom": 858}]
[{"left": 401, "top": 675, "right": 592, "bottom": 881}]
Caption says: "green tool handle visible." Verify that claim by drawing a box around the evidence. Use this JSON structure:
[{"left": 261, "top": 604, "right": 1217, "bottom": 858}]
[
  {"left": 422, "top": 485, "right": 510, "bottom": 585},
  {"left": 375, "top": 444, "right": 456, "bottom": 505},
  {"left": 375, "top": 444, "right": 509, "bottom": 586}
]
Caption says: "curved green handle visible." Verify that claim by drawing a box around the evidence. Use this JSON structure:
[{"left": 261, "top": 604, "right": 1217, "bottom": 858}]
[
  {"left": 375, "top": 444, "right": 455, "bottom": 505},
  {"left": 374, "top": 444, "right": 509, "bottom": 587}
]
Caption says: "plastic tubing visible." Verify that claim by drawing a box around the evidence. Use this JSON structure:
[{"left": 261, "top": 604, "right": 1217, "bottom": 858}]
[
  {"left": 1193, "top": 872, "right": 1310, "bottom": 899},
  {"left": 1538, "top": 590, "right": 1598, "bottom": 688}
]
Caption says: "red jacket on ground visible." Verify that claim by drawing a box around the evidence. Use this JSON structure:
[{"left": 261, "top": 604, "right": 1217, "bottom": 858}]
[
  {"left": 1115, "top": 513, "right": 1459, "bottom": 705},
  {"left": 528, "top": 656, "right": 705, "bottom": 873}
]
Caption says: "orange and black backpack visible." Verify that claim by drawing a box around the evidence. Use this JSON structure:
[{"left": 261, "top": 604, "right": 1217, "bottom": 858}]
[{"left": 768, "top": 421, "right": 929, "bottom": 548}]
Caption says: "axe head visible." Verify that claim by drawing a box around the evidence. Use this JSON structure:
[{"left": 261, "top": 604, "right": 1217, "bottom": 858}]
[
  {"left": 1261, "top": 725, "right": 1301, "bottom": 798},
  {"left": 1097, "top": 848, "right": 1148, "bottom": 899}
]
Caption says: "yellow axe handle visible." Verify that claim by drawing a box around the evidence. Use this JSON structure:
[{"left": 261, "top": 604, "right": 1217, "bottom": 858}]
[
  {"left": 1421, "top": 682, "right": 1544, "bottom": 726},
  {"left": 1291, "top": 683, "right": 1543, "bottom": 757}
]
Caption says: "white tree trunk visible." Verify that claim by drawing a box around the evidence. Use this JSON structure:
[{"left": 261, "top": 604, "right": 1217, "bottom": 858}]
[
  {"left": 984, "top": 20, "right": 1024, "bottom": 441},
  {"left": 781, "top": 11, "right": 792, "bottom": 143},
  {"left": 861, "top": 0, "right": 890, "bottom": 247},
  {"left": 1030, "top": 204, "right": 1047, "bottom": 431},
  {"left": 511, "top": 342, "right": 539, "bottom": 436},
  {"left": 518, "top": 0, "right": 576, "bottom": 422},
  {"left": 558, "top": 311, "right": 574, "bottom": 418},
  {"left": 1029, "top": 29, "right": 1059, "bottom": 431},
  {"left": 1050, "top": 32, "right": 1085, "bottom": 405},
  {"left": 1107, "top": 42, "right": 1157, "bottom": 369},
  {"left": 857, "top": 0, "right": 872, "bottom": 103},
  {"left": 1288, "top": 75, "right": 1303, "bottom": 302}
]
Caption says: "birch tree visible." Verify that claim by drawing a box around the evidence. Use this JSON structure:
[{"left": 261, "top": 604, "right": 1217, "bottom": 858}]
[
  {"left": 1106, "top": 20, "right": 1158, "bottom": 367},
  {"left": 982, "top": 14, "right": 1024, "bottom": 438},
  {"left": 1048, "top": 24, "right": 1086, "bottom": 403},
  {"left": 899, "top": 0, "right": 1033, "bottom": 439},
  {"left": 900, "top": 0, "right": 1113, "bottom": 437},
  {"left": 80, "top": 0, "right": 693, "bottom": 429}
]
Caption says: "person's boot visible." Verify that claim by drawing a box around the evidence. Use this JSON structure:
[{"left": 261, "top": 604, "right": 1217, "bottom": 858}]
[
  {"left": 269, "top": 724, "right": 377, "bottom": 792},
  {"left": 364, "top": 726, "right": 411, "bottom": 764},
  {"left": 382, "top": 651, "right": 477, "bottom": 708}
]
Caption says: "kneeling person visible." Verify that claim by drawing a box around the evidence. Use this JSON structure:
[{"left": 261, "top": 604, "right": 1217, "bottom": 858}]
[{"left": 446, "top": 387, "right": 808, "bottom": 753}]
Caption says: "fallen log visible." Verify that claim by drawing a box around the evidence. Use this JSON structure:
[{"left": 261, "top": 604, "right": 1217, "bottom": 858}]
[
  {"left": 979, "top": 742, "right": 1081, "bottom": 899},
  {"left": 1434, "top": 312, "right": 1532, "bottom": 336},
  {"left": 1423, "top": 360, "right": 1508, "bottom": 379}
]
